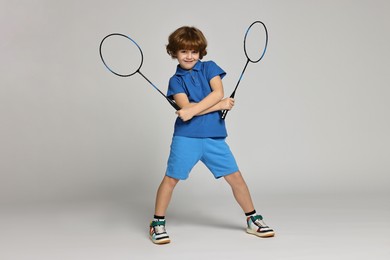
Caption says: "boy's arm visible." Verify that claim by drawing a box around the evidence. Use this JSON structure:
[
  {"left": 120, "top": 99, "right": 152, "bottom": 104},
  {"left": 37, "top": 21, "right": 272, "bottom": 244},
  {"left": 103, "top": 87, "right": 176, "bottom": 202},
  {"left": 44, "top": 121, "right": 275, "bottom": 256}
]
[
  {"left": 196, "top": 97, "right": 234, "bottom": 115},
  {"left": 175, "top": 96, "right": 234, "bottom": 116},
  {"left": 174, "top": 76, "right": 226, "bottom": 121}
]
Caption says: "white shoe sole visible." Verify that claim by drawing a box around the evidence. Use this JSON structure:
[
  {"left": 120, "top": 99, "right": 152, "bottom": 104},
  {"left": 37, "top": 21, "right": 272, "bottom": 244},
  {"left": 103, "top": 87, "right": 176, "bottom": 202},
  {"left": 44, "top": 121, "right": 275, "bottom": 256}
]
[
  {"left": 246, "top": 228, "right": 275, "bottom": 238},
  {"left": 150, "top": 236, "right": 171, "bottom": 245}
]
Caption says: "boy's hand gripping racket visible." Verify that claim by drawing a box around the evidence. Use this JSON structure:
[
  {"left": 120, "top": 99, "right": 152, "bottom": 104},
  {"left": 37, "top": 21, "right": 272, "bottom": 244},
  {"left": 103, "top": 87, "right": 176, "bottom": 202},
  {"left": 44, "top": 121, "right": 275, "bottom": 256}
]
[
  {"left": 99, "top": 33, "right": 180, "bottom": 110},
  {"left": 221, "top": 21, "right": 268, "bottom": 120}
]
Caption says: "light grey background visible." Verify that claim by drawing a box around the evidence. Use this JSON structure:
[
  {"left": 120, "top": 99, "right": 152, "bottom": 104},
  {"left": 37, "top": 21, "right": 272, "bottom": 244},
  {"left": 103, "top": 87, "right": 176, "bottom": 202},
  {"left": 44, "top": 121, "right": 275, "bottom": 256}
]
[{"left": 1, "top": 0, "right": 389, "bottom": 259}]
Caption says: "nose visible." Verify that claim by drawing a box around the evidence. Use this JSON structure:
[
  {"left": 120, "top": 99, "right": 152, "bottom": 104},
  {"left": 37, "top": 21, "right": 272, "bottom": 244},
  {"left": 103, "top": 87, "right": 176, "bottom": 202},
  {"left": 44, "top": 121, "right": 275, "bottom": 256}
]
[{"left": 186, "top": 51, "right": 193, "bottom": 59}]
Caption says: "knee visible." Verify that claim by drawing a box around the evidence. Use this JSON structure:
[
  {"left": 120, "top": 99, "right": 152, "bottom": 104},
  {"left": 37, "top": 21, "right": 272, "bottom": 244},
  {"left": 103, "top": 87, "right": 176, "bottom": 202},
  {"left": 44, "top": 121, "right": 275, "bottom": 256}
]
[
  {"left": 162, "top": 175, "right": 180, "bottom": 189},
  {"left": 224, "top": 171, "right": 244, "bottom": 185}
]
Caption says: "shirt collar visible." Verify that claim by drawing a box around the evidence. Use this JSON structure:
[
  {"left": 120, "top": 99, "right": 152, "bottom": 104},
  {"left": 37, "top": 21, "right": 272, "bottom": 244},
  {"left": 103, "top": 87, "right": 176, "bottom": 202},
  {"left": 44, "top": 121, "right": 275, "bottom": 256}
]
[{"left": 175, "top": 60, "right": 202, "bottom": 76}]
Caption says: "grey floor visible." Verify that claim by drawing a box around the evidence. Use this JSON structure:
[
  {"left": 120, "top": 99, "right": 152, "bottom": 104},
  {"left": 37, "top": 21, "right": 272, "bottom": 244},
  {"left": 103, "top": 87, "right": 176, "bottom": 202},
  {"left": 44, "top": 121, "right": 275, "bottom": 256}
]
[{"left": 1, "top": 192, "right": 389, "bottom": 260}]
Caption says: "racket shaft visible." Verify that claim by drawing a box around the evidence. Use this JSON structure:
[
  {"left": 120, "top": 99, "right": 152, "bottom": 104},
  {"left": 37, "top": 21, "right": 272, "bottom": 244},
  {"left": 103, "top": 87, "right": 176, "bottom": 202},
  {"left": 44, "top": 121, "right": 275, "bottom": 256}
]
[
  {"left": 138, "top": 71, "right": 180, "bottom": 110},
  {"left": 221, "top": 59, "right": 249, "bottom": 120}
]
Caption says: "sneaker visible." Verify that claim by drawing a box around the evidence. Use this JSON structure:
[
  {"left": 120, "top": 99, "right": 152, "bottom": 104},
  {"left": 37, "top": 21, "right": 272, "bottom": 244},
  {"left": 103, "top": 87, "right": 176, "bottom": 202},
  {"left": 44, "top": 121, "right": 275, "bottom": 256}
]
[
  {"left": 149, "top": 220, "right": 171, "bottom": 244},
  {"left": 246, "top": 215, "right": 275, "bottom": 238}
]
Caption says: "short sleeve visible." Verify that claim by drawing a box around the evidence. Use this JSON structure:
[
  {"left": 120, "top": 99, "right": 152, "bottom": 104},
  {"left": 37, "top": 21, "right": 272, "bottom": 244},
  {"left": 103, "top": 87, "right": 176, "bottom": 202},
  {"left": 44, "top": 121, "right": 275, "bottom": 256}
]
[
  {"left": 167, "top": 76, "right": 186, "bottom": 98},
  {"left": 204, "top": 61, "right": 226, "bottom": 82}
]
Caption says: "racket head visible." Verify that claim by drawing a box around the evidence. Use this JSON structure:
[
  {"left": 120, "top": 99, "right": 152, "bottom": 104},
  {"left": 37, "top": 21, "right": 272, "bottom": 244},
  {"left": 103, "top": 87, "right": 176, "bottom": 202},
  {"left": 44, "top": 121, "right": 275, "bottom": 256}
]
[
  {"left": 243, "top": 21, "right": 268, "bottom": 63},
  {"left": 99, "top": 33, "right": 144, "bottom": 77}
]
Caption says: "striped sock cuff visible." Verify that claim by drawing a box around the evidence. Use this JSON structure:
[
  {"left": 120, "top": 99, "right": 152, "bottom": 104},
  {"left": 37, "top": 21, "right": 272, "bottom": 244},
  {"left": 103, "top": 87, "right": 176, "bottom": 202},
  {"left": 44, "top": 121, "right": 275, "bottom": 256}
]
[{"left": 245, "top": 210, "right": 256, "bottom": 217}]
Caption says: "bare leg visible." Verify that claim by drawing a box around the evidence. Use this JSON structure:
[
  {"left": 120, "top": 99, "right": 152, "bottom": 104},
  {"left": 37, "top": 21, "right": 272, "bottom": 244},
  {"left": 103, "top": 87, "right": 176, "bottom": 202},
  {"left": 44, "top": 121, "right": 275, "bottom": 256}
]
[
  {"left": 154, "top": 175, "right": 180, "bottom": 216},
  {"left": 224, "top": 171, "right": 255, "bottom": 213}
]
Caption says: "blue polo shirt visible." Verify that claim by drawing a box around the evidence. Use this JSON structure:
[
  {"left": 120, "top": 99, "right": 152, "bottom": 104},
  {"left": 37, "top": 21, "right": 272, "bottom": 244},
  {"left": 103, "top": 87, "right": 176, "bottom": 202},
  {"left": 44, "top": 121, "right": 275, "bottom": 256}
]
[{"left": 167, "top": 60, "right": 227, "bottom": 138}]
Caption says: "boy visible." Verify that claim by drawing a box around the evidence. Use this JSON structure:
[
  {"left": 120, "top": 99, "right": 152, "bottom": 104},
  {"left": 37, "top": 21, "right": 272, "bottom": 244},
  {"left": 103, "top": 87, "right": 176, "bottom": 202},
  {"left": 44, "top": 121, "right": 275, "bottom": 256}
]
[{"left": 149, "top": 26, "right": 274, "bottom": 244}]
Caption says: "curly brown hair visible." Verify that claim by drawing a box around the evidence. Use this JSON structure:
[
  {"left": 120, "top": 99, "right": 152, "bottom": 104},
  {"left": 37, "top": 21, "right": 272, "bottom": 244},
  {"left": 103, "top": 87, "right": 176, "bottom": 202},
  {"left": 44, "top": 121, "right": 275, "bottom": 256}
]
[{"left": 166, "top": 26, "right": 208, "bottom": 59}]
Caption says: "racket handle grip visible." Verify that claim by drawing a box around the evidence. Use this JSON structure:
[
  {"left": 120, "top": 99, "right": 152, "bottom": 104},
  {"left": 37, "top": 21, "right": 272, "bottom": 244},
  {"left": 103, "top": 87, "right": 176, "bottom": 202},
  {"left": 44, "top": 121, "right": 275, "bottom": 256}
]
[
  {"left": 167, "top": 98, "right": 181, "bottom": 110},
  {"left": 220, "top": 91, "right": 235, "bottom": 120},
  {"left": 220, "top": 109, "right": 229, "bottom": 120}
]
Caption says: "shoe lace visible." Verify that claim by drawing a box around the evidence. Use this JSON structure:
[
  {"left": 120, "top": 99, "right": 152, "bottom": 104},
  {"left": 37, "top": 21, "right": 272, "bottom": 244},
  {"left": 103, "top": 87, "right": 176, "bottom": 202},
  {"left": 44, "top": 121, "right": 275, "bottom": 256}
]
[
  {"left": 252, "top": 215, "right": 268, "bottom": 228},
  {"left": 155, "top": 224, "right": 166, "bottom": 234}
]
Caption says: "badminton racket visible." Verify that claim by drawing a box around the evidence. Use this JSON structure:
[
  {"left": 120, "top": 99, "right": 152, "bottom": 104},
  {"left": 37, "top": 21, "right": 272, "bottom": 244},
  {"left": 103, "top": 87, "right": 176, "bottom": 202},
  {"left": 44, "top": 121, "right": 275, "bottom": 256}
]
[
  {"left": 99, "top": 33, "right": 180, "bottom": 110},
  {"left": 221, "top": 21, "right": 268, "bottom": 120}
]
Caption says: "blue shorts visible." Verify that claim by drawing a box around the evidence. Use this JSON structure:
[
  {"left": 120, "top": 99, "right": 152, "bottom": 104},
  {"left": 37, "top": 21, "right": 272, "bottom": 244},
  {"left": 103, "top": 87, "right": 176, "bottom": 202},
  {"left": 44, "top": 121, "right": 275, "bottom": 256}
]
[{"left": 166, "top": 136, "right": 239, "bottom": 180}]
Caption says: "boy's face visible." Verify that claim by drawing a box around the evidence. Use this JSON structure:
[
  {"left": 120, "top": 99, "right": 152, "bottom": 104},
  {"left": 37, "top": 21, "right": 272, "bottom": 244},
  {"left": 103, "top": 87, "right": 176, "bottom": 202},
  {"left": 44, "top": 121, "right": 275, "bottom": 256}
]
[{"left": 176, "top": 50, "right": 200, "bottom": 70}]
